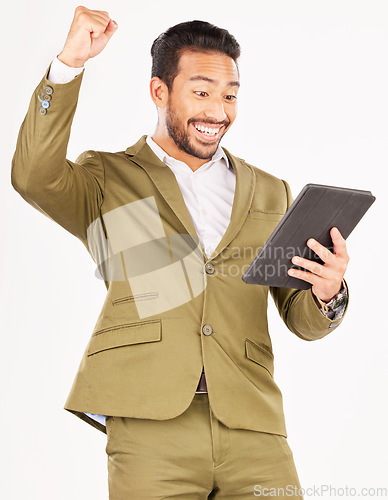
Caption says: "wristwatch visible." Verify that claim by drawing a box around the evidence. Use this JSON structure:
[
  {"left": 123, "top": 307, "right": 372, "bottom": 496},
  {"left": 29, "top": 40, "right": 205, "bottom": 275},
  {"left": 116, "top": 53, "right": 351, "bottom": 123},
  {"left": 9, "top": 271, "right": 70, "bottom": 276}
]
[
  {"left": 324, "top": 284, "right": 348, "bottom": 311},
  {"left": 314, "top": 280, "right": 348, "bottom": 319}
]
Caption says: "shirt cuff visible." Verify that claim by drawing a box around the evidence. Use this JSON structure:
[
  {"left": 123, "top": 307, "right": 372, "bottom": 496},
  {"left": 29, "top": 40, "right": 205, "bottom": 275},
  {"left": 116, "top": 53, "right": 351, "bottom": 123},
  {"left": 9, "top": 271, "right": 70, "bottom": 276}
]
[{"left": 47, "top": 56, "right": 85, "bottom": 84}]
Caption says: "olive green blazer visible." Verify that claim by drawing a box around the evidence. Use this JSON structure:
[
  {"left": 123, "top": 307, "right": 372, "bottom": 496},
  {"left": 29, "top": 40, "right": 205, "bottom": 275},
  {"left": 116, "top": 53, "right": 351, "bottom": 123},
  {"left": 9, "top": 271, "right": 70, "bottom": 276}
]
[{"left": 11, "top": 64, "right": 348, "bottom": 436}]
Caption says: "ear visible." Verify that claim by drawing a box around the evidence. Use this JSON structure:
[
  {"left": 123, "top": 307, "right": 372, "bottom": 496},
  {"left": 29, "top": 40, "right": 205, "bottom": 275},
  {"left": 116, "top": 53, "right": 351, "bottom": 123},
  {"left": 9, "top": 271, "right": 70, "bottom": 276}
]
[{"left": 150, "top": 77, "right": 169, "bottom": 109}]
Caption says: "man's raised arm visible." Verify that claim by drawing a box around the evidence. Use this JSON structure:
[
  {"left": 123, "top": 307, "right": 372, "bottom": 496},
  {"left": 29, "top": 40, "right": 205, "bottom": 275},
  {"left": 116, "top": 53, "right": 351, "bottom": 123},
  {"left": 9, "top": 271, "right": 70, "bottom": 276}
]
[{"left": 11, "top": 6, "right": 118, "bottom": 245}]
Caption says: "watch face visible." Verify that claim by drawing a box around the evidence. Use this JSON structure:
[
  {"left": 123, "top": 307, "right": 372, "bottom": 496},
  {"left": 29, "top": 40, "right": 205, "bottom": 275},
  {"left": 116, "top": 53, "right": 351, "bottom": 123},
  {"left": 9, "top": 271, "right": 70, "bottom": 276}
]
[{"left": 333, "top": 295, "right": 348, "bottom": 310}]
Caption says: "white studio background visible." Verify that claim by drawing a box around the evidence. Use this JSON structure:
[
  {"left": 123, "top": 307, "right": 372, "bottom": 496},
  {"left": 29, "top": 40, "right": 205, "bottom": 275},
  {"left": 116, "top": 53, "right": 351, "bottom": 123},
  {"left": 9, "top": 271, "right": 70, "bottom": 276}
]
[{"left": 1, "top": 1, "right": 387, "bottom": 499}]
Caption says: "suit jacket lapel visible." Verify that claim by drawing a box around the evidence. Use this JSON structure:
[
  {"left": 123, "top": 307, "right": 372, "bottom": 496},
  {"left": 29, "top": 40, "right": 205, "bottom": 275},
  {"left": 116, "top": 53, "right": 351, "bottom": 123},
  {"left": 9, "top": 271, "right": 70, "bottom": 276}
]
[
  {"left": 125, "top": 136, "right": 255, "bottom": 262},
  {"left": 209, "top": 146, "right": 255, "bottom": 260}
]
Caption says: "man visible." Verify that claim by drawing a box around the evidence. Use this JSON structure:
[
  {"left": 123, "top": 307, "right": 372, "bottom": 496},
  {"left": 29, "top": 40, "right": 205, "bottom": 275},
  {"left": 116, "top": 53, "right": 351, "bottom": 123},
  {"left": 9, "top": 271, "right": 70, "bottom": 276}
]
[{"left": 11, "top": 6, "right": 349, "bottom": 499}]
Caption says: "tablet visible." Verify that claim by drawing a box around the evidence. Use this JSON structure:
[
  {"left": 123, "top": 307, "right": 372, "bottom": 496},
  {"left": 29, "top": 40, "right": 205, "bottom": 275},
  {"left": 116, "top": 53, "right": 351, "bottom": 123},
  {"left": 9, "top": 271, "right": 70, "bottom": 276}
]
[{"left": 242, "top": 183, "right": 375, "bottom": 289}]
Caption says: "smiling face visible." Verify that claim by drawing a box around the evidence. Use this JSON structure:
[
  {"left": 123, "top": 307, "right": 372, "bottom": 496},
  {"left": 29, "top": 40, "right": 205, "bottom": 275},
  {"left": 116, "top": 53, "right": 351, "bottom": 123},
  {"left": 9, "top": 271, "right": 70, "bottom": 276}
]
[{"left": 151, "top": 49, "right": 240, "bottom": 169}]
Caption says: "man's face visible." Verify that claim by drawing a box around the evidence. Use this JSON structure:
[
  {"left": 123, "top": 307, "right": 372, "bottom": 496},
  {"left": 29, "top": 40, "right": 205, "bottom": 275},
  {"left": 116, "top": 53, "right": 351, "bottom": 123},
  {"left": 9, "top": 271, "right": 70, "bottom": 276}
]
[{"left": 163, "top": 50, "right": 240, "bottom": 160}]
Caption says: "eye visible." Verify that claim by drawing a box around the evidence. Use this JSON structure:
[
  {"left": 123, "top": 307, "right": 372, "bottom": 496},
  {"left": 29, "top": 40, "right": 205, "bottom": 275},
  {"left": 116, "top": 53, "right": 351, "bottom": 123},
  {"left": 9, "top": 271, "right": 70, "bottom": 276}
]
[
  {"left": 225, "top": 95, "right": 237, "bottom": 101},
  {"left": 194, "top": 91, "right": 208, "bottom": 97}
]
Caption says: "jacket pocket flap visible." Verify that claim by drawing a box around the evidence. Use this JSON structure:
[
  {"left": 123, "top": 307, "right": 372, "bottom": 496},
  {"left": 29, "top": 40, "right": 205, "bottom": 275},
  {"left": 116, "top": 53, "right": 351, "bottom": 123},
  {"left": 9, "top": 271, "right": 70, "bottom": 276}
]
[
  {"left": 245, "top": 339, "right": 274, "bottom": 376},
  {"left": 87, "top": 319, "right": 161, "bottom": 356}
]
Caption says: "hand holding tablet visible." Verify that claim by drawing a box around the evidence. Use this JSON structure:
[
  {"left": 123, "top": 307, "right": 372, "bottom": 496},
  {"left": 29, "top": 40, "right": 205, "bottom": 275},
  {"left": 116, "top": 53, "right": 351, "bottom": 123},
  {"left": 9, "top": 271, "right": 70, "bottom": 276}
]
[{"left": 242, "top": 184, "right": 376, "bottom": 293}]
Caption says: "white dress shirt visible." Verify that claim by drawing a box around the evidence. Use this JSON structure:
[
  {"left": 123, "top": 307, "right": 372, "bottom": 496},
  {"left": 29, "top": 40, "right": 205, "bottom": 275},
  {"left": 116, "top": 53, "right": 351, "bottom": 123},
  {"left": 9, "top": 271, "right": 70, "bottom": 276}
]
[
  {"left": 47, "top": 56, "right": 85, "bottom": 83},
  {"left": 144, "top": 136, "right": 236, "bottom": 258}
]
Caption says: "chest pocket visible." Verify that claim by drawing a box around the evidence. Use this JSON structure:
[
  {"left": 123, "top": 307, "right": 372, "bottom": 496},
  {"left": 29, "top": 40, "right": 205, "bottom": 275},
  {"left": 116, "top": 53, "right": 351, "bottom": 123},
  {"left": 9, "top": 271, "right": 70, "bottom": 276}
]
[{"left": 248, "top": 209, "right": 284, "bottom": 222}]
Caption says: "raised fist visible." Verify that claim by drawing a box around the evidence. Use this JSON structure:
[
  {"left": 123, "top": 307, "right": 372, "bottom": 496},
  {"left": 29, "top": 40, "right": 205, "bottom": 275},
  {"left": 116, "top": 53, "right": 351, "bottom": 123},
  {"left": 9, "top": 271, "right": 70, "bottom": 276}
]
[{"left": 58, "top": 6, "right": 118, "bottom": 68}]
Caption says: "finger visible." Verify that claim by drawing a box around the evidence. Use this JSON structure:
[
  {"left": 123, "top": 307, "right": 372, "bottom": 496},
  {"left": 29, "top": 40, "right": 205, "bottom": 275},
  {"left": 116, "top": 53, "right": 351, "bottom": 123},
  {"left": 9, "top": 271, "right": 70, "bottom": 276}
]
[
  {"left": 287, "top": 267, "right": 324, "bottom": 286},
  {"left": 91, "top": 11, "right": 112, "bottom": 25},
  {"left": 76, "top": 7, "right": 111, "bottom": 24},
  {"left": 90, "top": 19, "right": 117, "bottom": 39},
  {"left": 75, "top": 8, "right": 109, "bottom": 27},
  {"left": 306, "top": 238, "right": 335, "bottom": 265},
  {"left": 330, "top": 227, "right": 348, "bottom": 258},
  {"left": 291, "top": 255, "right": 329, "bottom": 278},
  {"left": 104, "top": 19, "right": 118, "bottom": 39},
  {"left": 94, "top": 10, "right": 110, "bottom": 18},
  {"left": 76, "top": 10, "right": 112, "bottom": 37}
]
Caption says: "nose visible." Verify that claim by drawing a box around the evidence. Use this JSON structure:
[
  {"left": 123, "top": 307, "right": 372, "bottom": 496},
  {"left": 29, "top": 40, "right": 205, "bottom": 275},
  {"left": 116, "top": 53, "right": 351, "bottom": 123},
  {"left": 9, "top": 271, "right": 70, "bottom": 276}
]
[{"left": 203, "top": 97, "right": 227, "bottom": 123}]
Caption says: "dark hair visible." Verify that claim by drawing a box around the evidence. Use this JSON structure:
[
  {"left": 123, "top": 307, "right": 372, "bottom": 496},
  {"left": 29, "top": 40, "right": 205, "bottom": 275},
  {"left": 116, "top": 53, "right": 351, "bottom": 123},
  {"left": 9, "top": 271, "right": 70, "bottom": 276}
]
[{"left": 151, "top": 20, "right": 241, "bottom": 92}]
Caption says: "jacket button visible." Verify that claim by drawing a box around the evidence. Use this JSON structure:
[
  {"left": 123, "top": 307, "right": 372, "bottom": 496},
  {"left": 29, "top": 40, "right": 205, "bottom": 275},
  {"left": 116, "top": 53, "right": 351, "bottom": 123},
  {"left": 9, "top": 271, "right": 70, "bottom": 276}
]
[
  {"left": 39, "top": 107, "right": 47, "bottom": 115},
  {"left": 41, "top": 100, "right": 50, "bottom": 109},
  {"left": 42, "top": 94, "right": 51, "bottom": 101},
  {"left": 205, "top": 263, "right": 215, "bottom": 274},
  {"left": 44, "top": 86, "right": 53, "bottom": 95},
  {"left": 202, "top": 324, "right": 213, "bottom": 336}
]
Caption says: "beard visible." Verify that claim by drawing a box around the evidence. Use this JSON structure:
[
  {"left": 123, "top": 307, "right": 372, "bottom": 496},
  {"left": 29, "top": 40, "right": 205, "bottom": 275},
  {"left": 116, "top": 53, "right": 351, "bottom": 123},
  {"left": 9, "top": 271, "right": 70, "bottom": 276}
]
[{"left": 165, "top": 104, "right": 228, "bottom": 160}]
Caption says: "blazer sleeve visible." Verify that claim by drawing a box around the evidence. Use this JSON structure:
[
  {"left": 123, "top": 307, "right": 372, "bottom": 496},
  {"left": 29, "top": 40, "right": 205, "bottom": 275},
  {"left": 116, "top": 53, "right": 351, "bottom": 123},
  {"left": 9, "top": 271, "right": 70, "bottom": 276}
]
[
  {"left": 270, "top": 179, "right": 349, "bottom": 341},
  {"left": 11, "top": 63, "right": 104, "bottom": 249}
]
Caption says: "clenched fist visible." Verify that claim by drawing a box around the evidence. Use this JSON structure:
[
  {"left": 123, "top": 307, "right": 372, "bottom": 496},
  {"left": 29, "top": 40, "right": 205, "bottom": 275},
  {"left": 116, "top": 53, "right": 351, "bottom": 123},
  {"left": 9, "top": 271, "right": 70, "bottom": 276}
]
[{"left": 58, "top": 6, "right": 118, "bottom": 68}]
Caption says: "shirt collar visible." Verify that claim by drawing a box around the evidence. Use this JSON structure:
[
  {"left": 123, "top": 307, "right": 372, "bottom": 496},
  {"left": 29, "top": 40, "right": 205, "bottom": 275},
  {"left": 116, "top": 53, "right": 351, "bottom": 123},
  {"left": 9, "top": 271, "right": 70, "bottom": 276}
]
[{"left": 145, "top": 135, "right": 232, "bottom": 173}]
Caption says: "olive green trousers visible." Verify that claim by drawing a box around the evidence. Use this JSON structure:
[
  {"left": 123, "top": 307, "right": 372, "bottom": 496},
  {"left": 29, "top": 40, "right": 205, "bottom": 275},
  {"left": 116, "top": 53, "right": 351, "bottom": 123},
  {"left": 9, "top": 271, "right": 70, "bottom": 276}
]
[{"left": 105, "top": 393, "right": 303, "bottom": 499}]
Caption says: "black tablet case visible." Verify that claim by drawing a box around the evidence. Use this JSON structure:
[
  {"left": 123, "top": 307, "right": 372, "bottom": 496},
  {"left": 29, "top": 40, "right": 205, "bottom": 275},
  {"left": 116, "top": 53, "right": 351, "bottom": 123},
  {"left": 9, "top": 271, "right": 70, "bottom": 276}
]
[{"left": 242, "top": 184, "right": 375, "bottom": 289}]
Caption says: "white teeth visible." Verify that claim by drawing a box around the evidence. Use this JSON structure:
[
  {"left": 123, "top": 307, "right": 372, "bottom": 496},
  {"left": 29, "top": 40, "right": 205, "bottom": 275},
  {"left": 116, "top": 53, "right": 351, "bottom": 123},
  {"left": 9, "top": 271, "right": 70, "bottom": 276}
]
[{"left": 194, "top": 124, "right": 220, "bottom": 136}]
